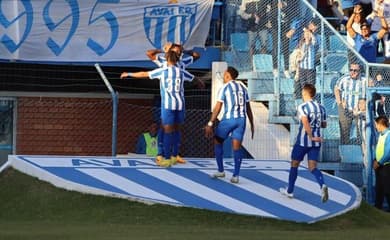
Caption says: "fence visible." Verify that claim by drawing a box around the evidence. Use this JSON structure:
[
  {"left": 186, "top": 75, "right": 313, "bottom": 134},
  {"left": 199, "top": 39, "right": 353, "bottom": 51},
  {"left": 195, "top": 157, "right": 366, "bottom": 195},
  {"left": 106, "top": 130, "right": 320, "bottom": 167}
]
[{"left": 220, "top": 0, "right": 390, "bottom": 203}]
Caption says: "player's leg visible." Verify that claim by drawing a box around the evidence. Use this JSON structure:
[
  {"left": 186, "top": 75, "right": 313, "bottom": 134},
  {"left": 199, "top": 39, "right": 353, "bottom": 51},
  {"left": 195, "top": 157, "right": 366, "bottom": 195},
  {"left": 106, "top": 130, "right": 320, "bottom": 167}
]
[
  {"left": 159, "top": 110, "right": 174, "bottom": 167},
  {"left": 280, "top": 145, "right": 306, "bottom": 198},
  {"left": 171, "top": 110, "right": 186, "bottom": 164},
  {"left": 211, "top": 120, "right": 232, "bottom": 178},
  {"left": 308, "top": 147, "right": 328, "bottom": 202},
  {"left": 230, "top": 118, "right": 246, "bottom": 183}
]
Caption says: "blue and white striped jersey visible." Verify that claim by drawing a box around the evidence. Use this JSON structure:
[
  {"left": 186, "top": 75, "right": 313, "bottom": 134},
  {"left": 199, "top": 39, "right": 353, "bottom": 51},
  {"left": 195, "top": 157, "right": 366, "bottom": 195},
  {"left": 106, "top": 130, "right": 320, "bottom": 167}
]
[
  {"left": 217, "top": 80, "right": 249, "bottom": 120},
  {"left": 149, "top": 66, "right": 194, "bottom": 111},
  {"left": 336, "top": 76, "right": 366, "bottom": 111},
  {"left": 296, "top": 100, "right": 327, "bottom": 147},
  {"left": 154, "top": 54, "right": 194, "bottom": 69},
  {"left": 298, "top": 37, "right": 318, "bottom": 70}
]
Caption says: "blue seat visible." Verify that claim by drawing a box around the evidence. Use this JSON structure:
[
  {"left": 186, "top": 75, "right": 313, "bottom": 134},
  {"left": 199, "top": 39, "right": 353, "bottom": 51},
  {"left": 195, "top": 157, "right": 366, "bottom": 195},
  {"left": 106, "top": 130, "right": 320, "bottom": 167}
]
[
  {"left": 230, "top": 32, "right": 249, "bottom": 52},
  {"left": 252, "top": 54, "right": 273, "bottom": 72},
  {"left": 324, "top": 53, "right": 349, "bottom": 74}
]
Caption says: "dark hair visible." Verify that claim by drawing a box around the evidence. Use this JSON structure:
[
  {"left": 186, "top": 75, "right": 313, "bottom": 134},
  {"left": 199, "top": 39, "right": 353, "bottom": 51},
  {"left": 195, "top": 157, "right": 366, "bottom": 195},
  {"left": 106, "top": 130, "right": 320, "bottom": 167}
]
[
  {"left": 375, "top": 115, "right": 389, "bottom": 128},
  {"left": 227, "top": 66, "right": 239, "bottom": 79},
  {"left": 166, "top": 50, "right": 180, "bottom": 64},
  {"left": 303, "top": 83, "right": 316, "bottom": 97},
  {"left": 360, "top": 22, "right": 370, "bottom": 29}
]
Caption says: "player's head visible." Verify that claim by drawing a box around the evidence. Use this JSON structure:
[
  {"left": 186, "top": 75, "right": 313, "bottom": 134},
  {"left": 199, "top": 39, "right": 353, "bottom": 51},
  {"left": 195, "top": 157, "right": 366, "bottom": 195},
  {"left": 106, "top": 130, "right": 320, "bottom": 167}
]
[
  {"left": 225, "top": 66, "right": 239, "bottom": 81},
  {"left": 302, "top": 83, "right": 316, "bottom": 99},
  {"left": 170, "top": 43, "right": 183, "bottom": 56},
  {"left": 166, "top": 50, "right": 180, "bottom": 64}
]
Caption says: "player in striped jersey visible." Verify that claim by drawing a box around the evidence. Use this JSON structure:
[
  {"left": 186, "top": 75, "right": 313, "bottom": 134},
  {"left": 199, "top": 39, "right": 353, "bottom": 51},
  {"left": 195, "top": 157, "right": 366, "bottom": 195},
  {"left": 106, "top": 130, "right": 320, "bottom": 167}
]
[
  {"left": 280, "top": 83, "right": 329, "bottom": 202},
  {"left": 120, "top": 50, "right": 194, "bottom": 167},
  {"left": 205, "top": 66, "right": 254, "bottom": 184},
  {"left": 146, "top": 42, "right": 201, "bottom": 164}
]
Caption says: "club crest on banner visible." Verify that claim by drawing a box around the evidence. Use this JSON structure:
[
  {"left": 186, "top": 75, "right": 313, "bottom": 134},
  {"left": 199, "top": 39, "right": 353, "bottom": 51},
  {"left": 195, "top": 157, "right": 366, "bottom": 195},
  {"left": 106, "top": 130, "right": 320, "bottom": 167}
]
[{"left": 143, "top": 2, "right": 197, "bottom": 49}]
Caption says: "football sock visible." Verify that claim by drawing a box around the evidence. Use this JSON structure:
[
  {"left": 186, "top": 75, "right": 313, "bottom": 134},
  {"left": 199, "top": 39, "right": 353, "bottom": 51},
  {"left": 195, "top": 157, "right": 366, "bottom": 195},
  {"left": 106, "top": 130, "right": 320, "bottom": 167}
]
[
  {"left": 287, "top": 166, "right": 298, "bottom": 193},
  {"left": 172, "top": 131, "right": 180, "bottom": 157},
  {"left": 311, "top": 168, "right": 324, "bottom": 187},
  {"left": 233, "top": 149, "right": 242, "bottom": 177},
  {"left": 163, "top": 132, "right": 173, "bottom": 159},
  {"left": 215, "top": 143, "right": 224, "bottom": 172}
]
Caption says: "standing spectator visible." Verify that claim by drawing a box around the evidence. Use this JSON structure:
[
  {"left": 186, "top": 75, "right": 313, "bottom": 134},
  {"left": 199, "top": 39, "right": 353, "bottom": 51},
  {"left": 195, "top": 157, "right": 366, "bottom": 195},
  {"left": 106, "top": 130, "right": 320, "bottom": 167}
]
[
  {"left": 346, "top": 5, "right": 387, "bottom": 63},
  {"left": 373, "top": 115, "right": 390, "bottom": 211},
  {"left": 224, "top": 0, "right": 243, "bottom": 45},
  {"left": 334, "top": 63, "right": 367, "bottom": 144},
  {"left": 121, "top": 50, "right": 194, "bottom": 167},
  {"left": 280, "top": 83, "right": 329, "bottom": 202},
  {"left": 237, "top": 0, "right": 272, "bottom": 57},
  {"left": 293, "top": 20, "right": 320, "bottom": 105},
  {"left": 205, "top": 66, "right": 254, "bottom": 184},
  {"left": 375, "top": 94, "right": 387, "bottom": 117},
  {"left": 354, "top": 98, "right": 367, "bottom": 156}
]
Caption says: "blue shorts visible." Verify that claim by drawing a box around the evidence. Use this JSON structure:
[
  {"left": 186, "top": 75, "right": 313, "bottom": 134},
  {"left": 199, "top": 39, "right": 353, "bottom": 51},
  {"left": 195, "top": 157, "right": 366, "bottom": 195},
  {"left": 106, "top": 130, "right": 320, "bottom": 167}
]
[
  {"left": 291, "top": 144, "right": 321, "bottom": 162},
  {"left": 215, "top": 118, "right": 246, "bottom": 142},
  {"left": 161, "top": 109, "right": 185, "bottom": 125}
]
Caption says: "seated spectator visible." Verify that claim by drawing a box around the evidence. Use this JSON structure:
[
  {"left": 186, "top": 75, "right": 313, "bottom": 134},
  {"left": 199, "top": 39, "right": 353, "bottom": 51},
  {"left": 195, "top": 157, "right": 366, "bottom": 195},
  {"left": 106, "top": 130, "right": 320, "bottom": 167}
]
[{"left": 135, "top": 122, "right": 159, "bottom": 157}]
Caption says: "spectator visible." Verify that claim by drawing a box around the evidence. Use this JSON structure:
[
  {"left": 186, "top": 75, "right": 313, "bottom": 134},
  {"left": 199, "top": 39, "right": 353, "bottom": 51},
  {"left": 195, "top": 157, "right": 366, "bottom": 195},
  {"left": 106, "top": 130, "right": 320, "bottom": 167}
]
[
  {"left": 354, "top": 98, "right": 367, "bottom": 156},
  {"left": 224, "top": 0, "right": 243, "bottom": 45},
  {"left": 237, "top": 0, "right": 272, "bottom": 57},
  {"left": 334, "top": 63, "right": 367, "bottom": 144},
  {"left": 346, "top": 5, "right": 387, "bottom": 63},
  {"left": 121, "top": 50, "right": 194, "bottom": 167},
  {"left": 135, "top": 122, "right": 159, "bottom": 156},
  {"left": 280, "top": 83, "right": 329, "bottom": 203},
  {"left": 373, "top": 115, "right": 390, "bottom": 211},
  {"left": 360, "top": 0, "right": 374, "bottom": 18},
  {"left": 293, "top": 20, "right": 320, "bottom": 105},
  {"left": 341, "top": 0, "right": 360, "bottom": 18},
  {"left": 205, "top": 66, "right": 254, "bottom": 184},
  {"left": 375, "top": 94, "right": 387, "bottom": 117}
]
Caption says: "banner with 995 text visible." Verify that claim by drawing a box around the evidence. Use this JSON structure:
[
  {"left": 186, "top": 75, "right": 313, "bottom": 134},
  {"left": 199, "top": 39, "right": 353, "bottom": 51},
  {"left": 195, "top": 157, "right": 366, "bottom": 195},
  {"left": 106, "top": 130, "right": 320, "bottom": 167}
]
[{"left": 0, "top": 0, "right": 214, "bottom": 62}]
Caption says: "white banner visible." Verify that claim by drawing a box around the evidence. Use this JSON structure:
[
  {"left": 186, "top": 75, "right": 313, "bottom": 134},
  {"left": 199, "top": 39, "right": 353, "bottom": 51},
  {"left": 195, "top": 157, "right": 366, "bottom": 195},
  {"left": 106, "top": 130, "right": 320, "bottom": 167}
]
[{"left": 0, "top": 0, "right": 214, "bottom": 62}]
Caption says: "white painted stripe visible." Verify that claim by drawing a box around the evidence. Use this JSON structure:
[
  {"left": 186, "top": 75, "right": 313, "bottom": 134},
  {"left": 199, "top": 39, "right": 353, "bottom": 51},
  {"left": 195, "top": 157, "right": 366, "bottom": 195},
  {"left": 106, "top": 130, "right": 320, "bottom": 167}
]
[
  {"left": 77, "top": 168, "right": 180, "bottom": 204},
  {"left": 200, "top": 170, "right": 328, "bottom": 218},
  {"left": 139, "top": 169, "right": 276, "bottom": 218},
  {"left": 261, "top": 170, "right": 351, "bottom": 205}
]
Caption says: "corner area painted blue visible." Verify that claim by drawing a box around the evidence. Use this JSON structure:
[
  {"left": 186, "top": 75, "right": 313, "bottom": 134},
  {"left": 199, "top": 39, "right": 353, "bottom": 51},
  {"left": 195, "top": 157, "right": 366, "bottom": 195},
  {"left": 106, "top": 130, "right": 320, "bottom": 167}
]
[{"left": 11, "top": 156, "right": 361, "bottom": 223}]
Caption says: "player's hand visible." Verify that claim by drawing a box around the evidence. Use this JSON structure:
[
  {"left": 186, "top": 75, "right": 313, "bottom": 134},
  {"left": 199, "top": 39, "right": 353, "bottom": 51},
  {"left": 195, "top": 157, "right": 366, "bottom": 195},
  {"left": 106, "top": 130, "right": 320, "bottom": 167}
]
[
  {"left": 120, "top": 72, "right": 129, "bottom": 79},
  {"left": 311, "top": 137, "right": 323, "bottom": 142},
  {"left": 204, "top": 125, "right": 213, "bottom": 138}
]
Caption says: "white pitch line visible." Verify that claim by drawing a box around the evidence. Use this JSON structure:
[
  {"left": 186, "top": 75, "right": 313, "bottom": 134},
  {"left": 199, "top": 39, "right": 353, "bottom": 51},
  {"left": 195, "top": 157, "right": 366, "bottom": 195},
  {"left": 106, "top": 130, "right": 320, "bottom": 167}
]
[
  {"left": 200, "top": 170, "right": 328, "bottom": 218},
  {"left": 139, "top": 169, "right": 277, "bottom": 218},
  {"left": 77, "top": 168, "right": 180, "bottom": 204},
  {"left": 261, "top": 170, "right": 351, "bottom": 205}
]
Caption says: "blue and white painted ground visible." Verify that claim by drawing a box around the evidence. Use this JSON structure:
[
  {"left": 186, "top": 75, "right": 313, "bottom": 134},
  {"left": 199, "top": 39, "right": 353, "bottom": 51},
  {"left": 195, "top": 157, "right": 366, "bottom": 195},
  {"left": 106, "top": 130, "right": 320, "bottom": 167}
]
[{"left": 6, "top": 155, "right": 361, "bottom": 223}]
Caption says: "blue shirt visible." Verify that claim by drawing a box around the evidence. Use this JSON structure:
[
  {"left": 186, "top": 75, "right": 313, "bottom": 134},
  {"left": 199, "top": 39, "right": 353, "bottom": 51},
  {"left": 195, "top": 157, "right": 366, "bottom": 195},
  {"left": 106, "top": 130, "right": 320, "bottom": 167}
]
[
  {"left": 296, "top": 100, "right": 327, "bottom": 147},
  {"left": 149, "top": 66, "right": 193, "bottom": 111},
  {"left": 353, "top": 33, "right": 379, "bottom": 63},
  {"left": 217, "top": 80, "right": 249, "bottom": 120}
]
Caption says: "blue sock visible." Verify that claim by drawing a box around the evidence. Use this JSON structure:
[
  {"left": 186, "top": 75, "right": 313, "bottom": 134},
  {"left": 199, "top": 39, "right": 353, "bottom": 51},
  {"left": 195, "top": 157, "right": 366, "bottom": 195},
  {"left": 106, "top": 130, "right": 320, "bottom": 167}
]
[
  {"left": 163, "top": 132, "right": 173, "bottom": 159},
  {"left": 215, "top": 143, "right": 224, "bottom": 172},
  {"left": 233, "top": 149, "right": 242, "bottom": 177},
  {"left": 157, "top": 130, "right": 164, "bottom": 156},
  {"left": 172, "top": 131, "right": 180, "bottom": 157},
  {"left": 287, "top": 167, "right": 298, "bottom": 193},
  {"left": 311, "top": 168, "right": 324, "bottom": 188}
]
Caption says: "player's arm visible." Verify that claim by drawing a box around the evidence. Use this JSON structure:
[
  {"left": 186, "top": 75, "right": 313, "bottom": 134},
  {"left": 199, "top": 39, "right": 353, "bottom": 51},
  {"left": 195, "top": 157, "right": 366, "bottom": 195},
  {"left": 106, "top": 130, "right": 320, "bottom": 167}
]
[
  {"left": 183, "top": 49, "right": 201, "bottom": 61},
  {"left": 302, "top": 116, "right": 322, "bottom": 142},
  {"left": 146, "top": 49, "right": 163, "bottom": 61},
  {"left": 120, "top": 71, "right": 149, "bottom": 79},
  {"left": 246, "top": 101, "right": 254, "bottom": 139},
  {"left": 205, "top": 101, "right": 223, "bottom": 138}
]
